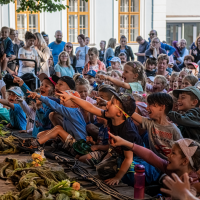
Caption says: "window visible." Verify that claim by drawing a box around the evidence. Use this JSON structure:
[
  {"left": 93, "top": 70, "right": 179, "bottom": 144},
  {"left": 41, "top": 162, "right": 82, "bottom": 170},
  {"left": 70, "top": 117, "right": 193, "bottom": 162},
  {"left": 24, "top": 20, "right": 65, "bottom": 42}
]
[
  {"left": 118, "top": 0, "right": 140, "bottom": 43},
  {"left": 67, "top": 0, "right": 90, "bottom": 43},
  {"left": 15, "top": 0, "right": 40, "bottom": 40}
]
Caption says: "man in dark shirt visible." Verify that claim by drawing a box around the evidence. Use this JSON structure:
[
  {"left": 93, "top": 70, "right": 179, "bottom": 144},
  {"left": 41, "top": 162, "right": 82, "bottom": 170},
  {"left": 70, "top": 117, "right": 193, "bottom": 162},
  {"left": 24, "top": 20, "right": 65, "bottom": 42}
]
[{"left": 135, "top": 36, "right": 149, "bottom": 64}]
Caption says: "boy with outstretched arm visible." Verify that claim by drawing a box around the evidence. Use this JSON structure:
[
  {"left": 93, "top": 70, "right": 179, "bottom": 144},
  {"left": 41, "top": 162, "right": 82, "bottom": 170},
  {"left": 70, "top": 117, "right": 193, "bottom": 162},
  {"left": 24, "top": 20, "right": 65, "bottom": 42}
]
[
  {"left": 168, "top": 86, "right": 200, "bottom": 141},
  {"left": 57, "top": 91, "right": 160, "bottom": 186}
]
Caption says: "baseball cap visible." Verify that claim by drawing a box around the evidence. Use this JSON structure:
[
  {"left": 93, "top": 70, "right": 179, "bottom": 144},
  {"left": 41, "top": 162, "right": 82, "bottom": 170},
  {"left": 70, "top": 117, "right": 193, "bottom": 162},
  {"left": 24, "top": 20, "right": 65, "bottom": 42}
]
[
  {"left": 110, "top": 57, "right": 121, "bottom": 64},
  {"left": 109, "top": 91, "right": 136, "bottom": 117},
  {"left": 173, "top": 86, "right": 200, "bottom": 100},
  {"left": 38, "top": 73, "right": 58, "bottom": 87},
  {"left": 58, "top": 76, "right": 75, "bottom": 90},
  {"left": 7, "top": 86, "right": 24, "bottom": 97},
  {"left": 86, "top": 70, "right": 96, "bottom": 78},
  {"left": 147, "top": 76, "right": 155, "bottom": 82}
]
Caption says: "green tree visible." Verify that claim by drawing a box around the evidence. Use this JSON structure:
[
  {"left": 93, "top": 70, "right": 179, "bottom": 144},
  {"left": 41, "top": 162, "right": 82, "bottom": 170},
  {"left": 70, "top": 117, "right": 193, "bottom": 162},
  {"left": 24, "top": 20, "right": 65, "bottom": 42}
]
[{"left": 0, "top": 0, "right": 88, "bottom": 13}]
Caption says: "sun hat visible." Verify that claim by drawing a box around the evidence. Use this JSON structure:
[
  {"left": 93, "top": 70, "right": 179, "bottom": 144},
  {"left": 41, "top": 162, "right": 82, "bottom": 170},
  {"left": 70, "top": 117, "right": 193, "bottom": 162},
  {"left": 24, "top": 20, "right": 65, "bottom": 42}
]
[
  {"left": 110, "top": 57, "right": 121, "bottom": 64},
  {"left": 86, "top": 70, "right": 96, "bottom": 78},
  {"left": 7, "top": 86, "right": 24, "bottom": 97}
]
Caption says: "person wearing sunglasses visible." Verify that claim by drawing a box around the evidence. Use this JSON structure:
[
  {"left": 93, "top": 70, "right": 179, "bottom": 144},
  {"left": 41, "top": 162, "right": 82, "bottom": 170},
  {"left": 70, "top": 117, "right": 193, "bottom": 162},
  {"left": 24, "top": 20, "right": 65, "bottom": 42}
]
[
  {"left": 64, "top": 42, "right": 76, "bottom": 72},
  {"left": 146, "top": 30, "right": 176, "bottom": 57},
  {"left": 41, "top": 32, "right": 49, "bottom": 46}
]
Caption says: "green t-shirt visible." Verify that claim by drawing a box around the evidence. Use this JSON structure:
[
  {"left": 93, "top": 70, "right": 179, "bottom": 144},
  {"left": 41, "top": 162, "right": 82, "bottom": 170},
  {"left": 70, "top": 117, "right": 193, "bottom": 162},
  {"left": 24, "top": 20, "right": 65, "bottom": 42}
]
[{"left": 126, "top": 82, "right": 143, "bottom": 93}]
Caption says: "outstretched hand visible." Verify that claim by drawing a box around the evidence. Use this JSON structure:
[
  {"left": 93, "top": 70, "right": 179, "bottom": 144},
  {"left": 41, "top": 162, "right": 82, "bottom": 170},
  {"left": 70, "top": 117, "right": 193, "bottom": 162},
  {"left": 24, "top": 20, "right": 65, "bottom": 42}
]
[
  {"left": 13, "top": 75, "right": 24, "bottom": 87},
  {"left": 55, "top": 91, "right": 72, "bottom": 104},
  {"left": 96, "top": 96, "right": 107, "bottom": 106},
  {"left": 99, "top": 74, "right": 107, "bottom": 80},
  {"left": 27, "top": 90, "right": 41, "bottom": 100}
]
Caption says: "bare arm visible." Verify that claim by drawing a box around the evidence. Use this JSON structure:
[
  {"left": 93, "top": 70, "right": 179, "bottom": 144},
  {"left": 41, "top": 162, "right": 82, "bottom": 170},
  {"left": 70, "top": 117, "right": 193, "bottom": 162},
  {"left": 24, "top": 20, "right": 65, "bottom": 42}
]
[
  {"left": 55, "top": 72, "right": 61, "bottom": 77},
  {"left": 0, "top": 99, "right": 14, "bottom": 109},
  {"left": 85, "top": 54, "right": 89, "bottom": 65},
  {"left": 131, "top": 112, "right": 143, "bottom": 124},
  {"left": 135, "top": 53, "right": 145, "bottom": 56}
]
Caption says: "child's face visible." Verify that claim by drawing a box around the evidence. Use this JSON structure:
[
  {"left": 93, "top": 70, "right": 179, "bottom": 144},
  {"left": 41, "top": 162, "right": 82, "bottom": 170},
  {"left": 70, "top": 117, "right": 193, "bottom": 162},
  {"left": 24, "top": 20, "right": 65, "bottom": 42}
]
[
  {"left": 55, "top": 80, "right": 70, "bottom": 92},
  {"left": 167, "top": 145, "right": 186, "bottom": 171},
  {"left": 169, "top": 76, "right": 178, "bottom": 89},
  {"left": 157, "top": 60, "right": 168, "bottom": 72},
  {"left": 1, "top": 28, "right": 9, "bottom": 39},
  {"left": 146, "top": 103, "right": 165, "bottom": 120},
  {"left": 111, "top": 62, "right": 120, "bottom": 70},
  {"left": 76, "top": 85, "right": 88, "bottom": 100},
  {"left": 98, "top": 91, "right": 111, "bottom": 101},
  {"left": 153, "top": 78, "right": 164, "bottom": 93},
  {"left": 48, "top": 57, "right": 53, "bottom": 66},
  {"left": 147, "top": 78, "right": 153, "bottom": 85},
  {"left": 105, "top": 97, "right": 122, "bottom": 119},
  {"left": 87, "top": 75, "right": 95, "bottom": 85},
  {"left": 182, "top": 78, "right": 192, "bottom": 89},
  {"left": 122, "top": 65, "right": 136, "bottom": 83},
  {"left": 184, "top": 59, "right": 192, "bottom": 66},
  {"left": 40, "top": 79, "right": 54, "bottom": 96},
  {"left": 187, "top": 64, "right": 196, "bottom": 76},
  {"left": 111, "top": 71, "right": 121, "bottom": 80},
  {"left": 177, "top": 92, "right": 197, "bottom": 112},
  {"left": 178, "top": 71, "right": 187, "bottom": 88},
  {"left": 146, "top": 64, "right": 156, "bottom": 71},
  {"left": 95, "top": 74, "right": 104, "bottom": 85},
  {"left": 7, "top": 92, "right": 18, "bottom": 103}
]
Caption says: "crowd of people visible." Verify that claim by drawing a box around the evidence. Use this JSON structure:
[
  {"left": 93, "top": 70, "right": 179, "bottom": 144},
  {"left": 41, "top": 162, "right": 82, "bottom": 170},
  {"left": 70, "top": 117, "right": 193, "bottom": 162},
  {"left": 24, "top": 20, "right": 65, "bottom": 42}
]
[{"left": 1, "top": 25, "right": 200, "bottom": 199}]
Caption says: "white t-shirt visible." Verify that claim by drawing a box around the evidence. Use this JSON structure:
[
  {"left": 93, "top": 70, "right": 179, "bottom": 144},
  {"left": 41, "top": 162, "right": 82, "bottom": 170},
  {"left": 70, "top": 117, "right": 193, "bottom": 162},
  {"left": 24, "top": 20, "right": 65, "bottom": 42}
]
[
  {"left": 75, "top": 46, "right": 90, "bottom": 68},
  {"left": 0, "top": 80, "right": 5, "bottom": 92},
  {"left": 18, "top": 47, "right": 38, "bottom": 77}
]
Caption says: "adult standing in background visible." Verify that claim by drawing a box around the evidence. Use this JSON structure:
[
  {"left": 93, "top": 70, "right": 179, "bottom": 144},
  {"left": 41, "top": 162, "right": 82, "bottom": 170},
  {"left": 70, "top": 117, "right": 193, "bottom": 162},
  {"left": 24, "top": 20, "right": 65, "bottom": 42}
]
[
  {"left": 64, "top": 42, "right": 77, "bottom": 72},
  {"left": 103, "top": 38, "right": 116, "bottom": 67},
  {"left": 191, "top": 35, "right": 200, "bottom": 63},
  {"left": 135, "top": 36, "right": 149, "bottom": 64},
  {"left": 48, "top": 30, "right": 66, "bottom": 65},
  {"left": 75, "top": 34, "right": 89, "bottom": 74},
  {"left": 34, "top": 32, "right": 51, "bottom": 76},
  {"left": 176, "top": 39, "right": 189, "bottom": 66},
  {"left": 41, "top": 32, "right": 49, "bottom": 46},
  {"left": 115, "top": 35, "right": 134, "bottom": 61},
  {"left": 85, "top": 37, "right": 90, "bottom": 46},
  {"left": 147, "top": 30, "right": 175, "bottom": 56},
  {"left": 98, "top": 40, "right": 106, "bottom": 62}
]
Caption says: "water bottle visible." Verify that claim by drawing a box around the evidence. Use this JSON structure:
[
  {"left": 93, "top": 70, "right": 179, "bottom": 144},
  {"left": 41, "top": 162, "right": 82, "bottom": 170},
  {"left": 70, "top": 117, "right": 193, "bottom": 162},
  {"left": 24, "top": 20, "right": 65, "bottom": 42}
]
[{"left": 134, "top": 164, "right": 145, "bottom": 199}]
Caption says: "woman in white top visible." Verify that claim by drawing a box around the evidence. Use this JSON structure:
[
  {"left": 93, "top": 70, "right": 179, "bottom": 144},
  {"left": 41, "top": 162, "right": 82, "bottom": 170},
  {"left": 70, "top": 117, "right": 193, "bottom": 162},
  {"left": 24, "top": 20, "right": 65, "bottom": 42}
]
[
  {"left": 75, "top": 34, "right": 89, "bottom": 74},
  {"left": 34, "top": 32, "right": 51, "bottom": 76},
  {"left": 103, "top": 38, "right": 116, "bottom": 67},
  {"left": 18, "top": 31, "right": 39, "bottom": 77}
]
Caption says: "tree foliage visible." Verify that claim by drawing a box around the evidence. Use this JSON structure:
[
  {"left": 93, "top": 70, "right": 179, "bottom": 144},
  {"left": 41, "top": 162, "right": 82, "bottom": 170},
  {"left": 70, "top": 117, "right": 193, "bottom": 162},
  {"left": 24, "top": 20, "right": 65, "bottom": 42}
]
[{"left": 0, "top": 0, "right": 88, "bottom": 13}]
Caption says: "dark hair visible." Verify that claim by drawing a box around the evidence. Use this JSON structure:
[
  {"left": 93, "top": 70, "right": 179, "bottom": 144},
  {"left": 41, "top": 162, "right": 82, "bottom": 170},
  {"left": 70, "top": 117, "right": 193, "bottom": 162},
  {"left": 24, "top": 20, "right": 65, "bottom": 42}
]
[
  {"left": 136, "top": 36, "right": 143, "bottom": 42},
  {"left": 118, "top": 52, "right": 127, "bottom": 57},
  {"left": 41, "top": 31, "right": 48, "bottom": 37},
  {"left": 174, "top": 141, "right": 200, "bottom": 171},
  {"left": 150, "top": 30, "right": 158, "bottom": 35},
  {"left": 184, "top": 55, "right": 194, "bottom": 62},
  {"left": 120, "top": 35, "right": 127, "bottom": 40},
  {"left": 146, "top": 58, "right": 158, "bottom": 66},
  {"left": 25, "top": 31, "right": 36, "bottom": 40},
  {"left": 147, "top": 93, "right": 173, "bottom": 114},
  {"left": 180, "top": 91, "right": 200, "bottom": 107},
  {"left": 98, "top": 84, "right": 116, "bottom": 101},
  {"left": 77, "top": 34, "right": 85, "bottom": 42}
]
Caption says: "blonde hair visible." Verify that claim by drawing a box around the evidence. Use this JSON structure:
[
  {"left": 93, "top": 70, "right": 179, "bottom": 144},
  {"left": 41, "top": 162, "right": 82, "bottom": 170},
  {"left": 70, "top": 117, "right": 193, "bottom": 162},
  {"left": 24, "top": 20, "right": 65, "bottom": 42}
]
[
  {"left": 75, "top": 76, "right": 90, "bottom": 91},
  {"left": 124, "top": 61, "right": 146, "bottom": 91},
  {"left": 34, "top": 32, "right": 47, "bottom": 48},
  {"left": 171, "top": 72, "right": 179, "bottom": 79},
  {"left": 58, "top": 51, "right": 71, "bottom": 67},
  {"left": 1, "top": 26, "right": 10, "bottom": 33},
  {"left": 183, "top": 75, "right": 198, "bottom": 86},
  {"left": 179, "top": 38, "right": 187, "bottom": 45},
  {"left": 111, "top": 70, "right": 122, "bottom": 78},
  {"left": 96, "top": 70, "right": 106, "bottom": 75},
  {"left": 107, "top": 38, "right": 116, "bottom": 49},
  {"left": 154, "top": 75, "right": 167, "bottom": 88},
  {"left": 88, "top": 47, "right": 99, "bottom": 57}
]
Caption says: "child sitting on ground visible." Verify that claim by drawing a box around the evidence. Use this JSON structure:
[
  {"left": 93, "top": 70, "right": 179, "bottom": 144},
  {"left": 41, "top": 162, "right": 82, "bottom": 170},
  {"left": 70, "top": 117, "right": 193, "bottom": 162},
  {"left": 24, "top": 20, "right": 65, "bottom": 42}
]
[
  {"left": 145, "top": 57, "right": 157, "bottom": 77},
  {"left": 186, "top": 62, "right": 199, "bottom": 77},
  {"left": 110, "top": 70, "right": 123, "bottom": 93},
  {"left": 146, "top": 75, "right": 168, "bottom": 93},
  {"left": 131, "top": 93, "right": 183, "bottom": 159},
  {"left": 27, "top": 90, "right": 87, "bottom": 155},
  {"left": 168, "top": 72, "right": 179, "bottom": 92},
  {"left": 182, "top": 75, "right": 198, "bottom": 89},
  {"left": 178, "top": 68, "right": 191, "bottom": 89},
  {"left": 100, "top": 61, "right": 146, "bottom": 93},
  {"left": 108, "top": 133, "right": 200, "bottom": 197},
  {"left": 0, "top": 27, "right": 15, "bottom": 77},
  {"left": 110, "top": 57, "right": 123, "bottom": 73},
  {"left": 168, "top": 86, "right": 200, "bottom": 142},
  {"left": 0, "top": 86, "right": 27, "bottom": 130},
  {"left": 85, "top": 70, "right": 98, "bottom": 91},
  {"left": 57, "top": 91, "right": 160, "bottom": 186},
  {"left": 13, "top": 74, "right": 56, "bottom": 138}
]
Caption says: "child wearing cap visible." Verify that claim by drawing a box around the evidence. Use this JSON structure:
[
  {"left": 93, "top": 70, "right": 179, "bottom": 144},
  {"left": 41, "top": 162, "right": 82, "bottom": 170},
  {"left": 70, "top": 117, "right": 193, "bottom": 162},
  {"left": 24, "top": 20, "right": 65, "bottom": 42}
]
[
  {"left": 0, "top": 86, "right": 27, "bottom": 130},
  {"left": 85, "top": 70, "right": 98, "bottom": 91},
  {"left": 110, "top": 57, "right": 123, "bottom": 73},
  {"left": 26, "top": 90, "right": 87, "bottom": 155},
  {"left": 168, "top": 86, "right": 200, "bottom": 142},
  {"left": 186, "top": 62, "right": 199, "bottom": 76},
  {"left": 131, "top": 93, "right": 183, "bottom": 160},
  {"left": 13, "top": 74, "right": 56, "bottom": 138},
  {"left": 57, "top": 91, "right": 160, "bottom": 186}
]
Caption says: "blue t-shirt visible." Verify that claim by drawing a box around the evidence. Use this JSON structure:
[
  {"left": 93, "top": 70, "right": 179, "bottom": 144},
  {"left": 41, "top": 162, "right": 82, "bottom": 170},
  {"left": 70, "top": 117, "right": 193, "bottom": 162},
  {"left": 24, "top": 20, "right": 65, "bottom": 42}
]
[
  {"left": 9, "top": 104, "right": 27, "bottom": 130},
  {"left": 97, "top": 125, "right": 109, "bottom": 145},
  {"left": 39, "top": 96, "right": 87, "bottom": 140},
  {"left": 54, "top": 64, "right": 75, "bottom": 78},
  {"left": 48, "top": 41, "right": 66, "bottom": 64}
]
